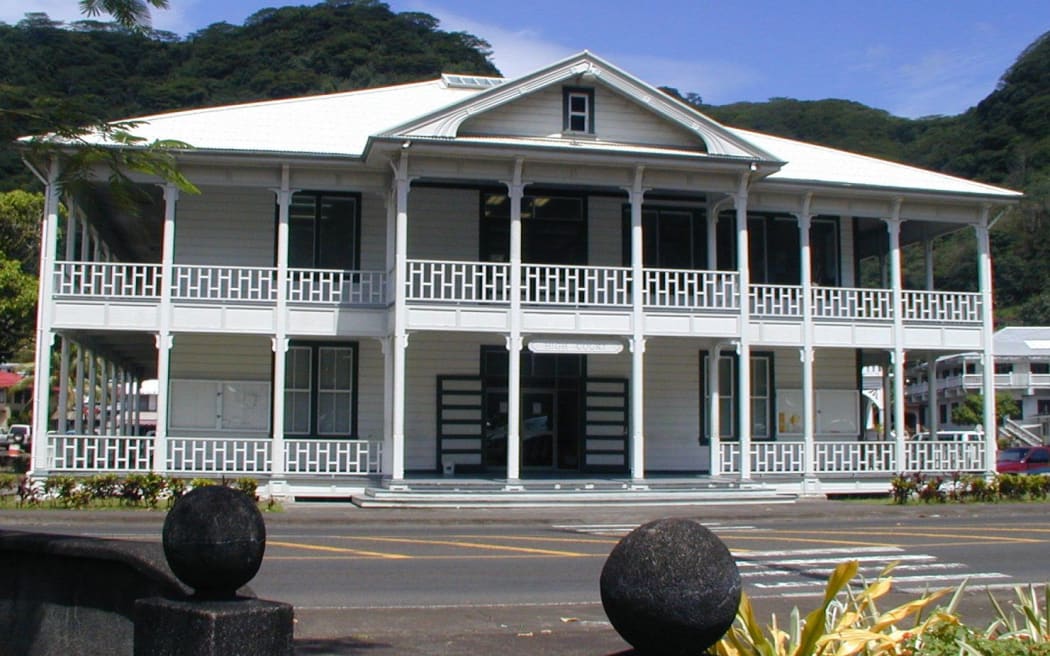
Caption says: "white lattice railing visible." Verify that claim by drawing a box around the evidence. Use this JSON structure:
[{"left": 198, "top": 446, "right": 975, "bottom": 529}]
[
  {"left": 815, "top": 441, "right": 896, "bottom": 473},
  {"left": 750, "top": 441, "right": 805, "bottom": 473},
  {"left": 644, "top": 269, "right": 739, "bottom": 310},
  {"left": 720, "top": 439, "right": 984, "bottom": 475},
  {"left": 287, "top": 269, "right": 386, "bottom": 305},
  {"left": 750, "top": 285, "right": 803, "bottom": 317},
  {"left": 166, "top": 437, "right": 271, "bottom": 474},
  {"left": 902, "top": 290, "right": 981, "bottom": 323},
  {"left": 407, "top": 259, "right": 509, "bottom": 303},
  {"left": 48, "top": 434, "right": 154, "bottom": 471},
  {"left": 172, "top": 265, "right": 277, "bottom": 302},
  {"left": 905, "top": 440, "right": 985, "bottom": 472},
  {"left": 812, "top": 286, "right": 893, "bottom": 320},
  {"left": 53, "top": 261, "right": 161, "bottom": 298},
  {"left": 522, "top": 264, "right": 631, "bottom": 306},
  {"left": 285, "top": 439, "right": 383, "bottom": 475}
]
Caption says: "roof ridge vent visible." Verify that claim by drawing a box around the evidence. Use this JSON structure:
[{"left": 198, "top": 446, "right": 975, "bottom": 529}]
[{"left": 441, "top": 73, "right": 505, "bottom": 89}]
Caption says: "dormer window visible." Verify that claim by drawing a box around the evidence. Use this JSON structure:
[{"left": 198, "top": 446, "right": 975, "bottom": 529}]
[{"left": 563, "top": 87, "right": 594, "bottom": 134}]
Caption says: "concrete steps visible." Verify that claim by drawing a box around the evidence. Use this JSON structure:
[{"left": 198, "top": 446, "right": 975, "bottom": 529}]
[{"left": 351, "top": 478, "right": 797, "bottom": 508}]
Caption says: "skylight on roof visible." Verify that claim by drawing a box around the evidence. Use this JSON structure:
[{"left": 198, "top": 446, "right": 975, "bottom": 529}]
[{"left": 441, "top": 74, "right": 505, "bottom": 89}]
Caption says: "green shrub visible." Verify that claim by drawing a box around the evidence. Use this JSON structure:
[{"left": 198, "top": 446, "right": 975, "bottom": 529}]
[
  {"left": 0, "top": 473, "right": 18, "bottom": 495},
  {"left": 966, "top": 474, "right": 997, "bottom": 502},
  {"left": 891, "top": 473, "right": 918, "bottom": 504},
  {"left": 138, "top": 472, "right": 167, "bottom": 509},
  {"left": 44, "top": 475, "right": 80, "bottom": 507},
  {"left": 121, "top": 473, "right": 146, "bottom": 505},
  {"left": 167, "top": 477, "right": 187, "bottom": 505},
  {"left": 918, "top": 475, "right": 947, "bottom": 503},
  {"left": 232, "top": 477, "right": 259, "bottom": 501},
  {"left": 190, "top": 478, "right": 216, "bottom": 489},
  {"left": 83, "top": 474, "right": 122, "bottom": 500},
  {"left": 998, "top": 473, "right": 1028, "bottom": 500}
]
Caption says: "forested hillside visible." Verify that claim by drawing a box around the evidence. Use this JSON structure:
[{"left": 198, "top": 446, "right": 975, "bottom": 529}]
[{"left": 0, "top": 1, "right": 1047, "bottom": 360}]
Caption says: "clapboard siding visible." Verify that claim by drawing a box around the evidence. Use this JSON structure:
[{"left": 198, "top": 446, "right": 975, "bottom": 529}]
[
  {"left": 356, "top": 339, "right": 384, "bottom": 440},
  {"left": 408, "top": 187, "right": 479, "bottom": 261},
  {"left": 404, "top": 333, "right": 499, "bottom": 470},
  {"left": 170, "top": 333, "right": 272, "bottom": 379},
  {"left": 460, "top": 84, "right": 705, "bottom": 150},
  {"left": 176, "top": 186, "right": 275, "bottom": 266},
  {"left": 642, "top": 339, "right": 706, "bottom": 471}
]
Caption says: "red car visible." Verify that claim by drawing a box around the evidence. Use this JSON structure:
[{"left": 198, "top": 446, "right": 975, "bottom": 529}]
[{"left": 996, "top": 446, "right": 1050, "bottom": 473}]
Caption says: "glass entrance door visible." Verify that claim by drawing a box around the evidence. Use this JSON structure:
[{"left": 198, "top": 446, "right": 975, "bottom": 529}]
[{"left": 521, "top": 391, "right": 555, "bottom": 468}]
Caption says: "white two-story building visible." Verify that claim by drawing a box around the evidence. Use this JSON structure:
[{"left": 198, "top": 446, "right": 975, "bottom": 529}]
[{"left": 24, "top": 52, "right": 1021, "bottom": 500}]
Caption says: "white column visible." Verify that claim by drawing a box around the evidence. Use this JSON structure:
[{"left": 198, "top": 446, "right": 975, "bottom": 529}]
[
  {"left": 708, "top": 343, "right": 722, "bottom": 476},
  {"left": 30, "top": 159, "right": 60, "bottom": 474},
  {"left": 627, "top": 167, "right": 647, "bottom": 481},
  {"left": 927, "top": 352, "right": 939, "bottom": 439},
  {"left": 885, "top": 204, "right": 907, "bottom": 471},
  {"left": 390, "top": 156, "right": 411, "bottom": 482},
  {"left": 734, "top": 174, "right": 752, "bottom": 480},
  {"left": 707, "top": 199, "right": 726, "bottom": 271},
  {"left": 796, "top": 196, "right": 816, "bottom": 482},
  {"left": 74, "top": 342, "right": 85, "bottom": 434},
  {"left": 505, "top": 159, "right": 525, "bottom": 482},
  {"left": 975, "top": 212, "right": 996, "bottom": 474},
  {"left": 153, "top": 183, "right": 178, "bottom": 472},
  {"left": 382, "top": 187, "right": 396, "bottom": 477},
  {"left": 270, "top": 166, "right": 293, "bottom": 479}
]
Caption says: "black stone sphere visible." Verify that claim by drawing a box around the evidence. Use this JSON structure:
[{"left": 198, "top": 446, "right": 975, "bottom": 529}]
[
  {"left": 162, "top": 485, "right": 266, "bottom": 599},
  {"left": 600, "top": 518, "right": 740, "bottom": 656}
]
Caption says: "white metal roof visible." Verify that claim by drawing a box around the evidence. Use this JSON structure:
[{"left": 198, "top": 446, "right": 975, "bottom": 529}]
[
  {"left": 69, "top": 79, "right": 488, "bottom": 157},
  {"left": 729, "top": 127, "right": 1021, "bottom": 199}
]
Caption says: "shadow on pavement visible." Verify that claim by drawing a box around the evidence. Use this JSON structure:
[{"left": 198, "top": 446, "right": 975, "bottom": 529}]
[{"left": 295, "top": 637, "right": 392, "bottom": 654}]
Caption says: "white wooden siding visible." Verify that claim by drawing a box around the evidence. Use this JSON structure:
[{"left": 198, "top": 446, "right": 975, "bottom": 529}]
[
  {"left": 175, "top": 186, "right": 275, "bottom": 266},
  {"left": 356, "top": 339, "right": 384, "bottom": 440},
  {"left": 404, "top": 332, "right": 501, "bottom": 470},
  {"left": 170, "top": 333, "right": 272, "bottom": 379},
  {"left": 407, "top": 187, "right": 479, "bottom": 261},
  {"left": 460, "top": 84, "right": 705, "bottom": 149},
  {"left": 641, "top": 339, "right": 706, "bottom": 471}
]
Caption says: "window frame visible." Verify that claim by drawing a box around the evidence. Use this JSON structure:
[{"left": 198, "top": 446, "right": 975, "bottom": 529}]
[
  {"left": 283, "top": 341, "right": 359, "bottom": 438},
  {"left": 563, "top": 87, "right": 595, "bottom": 134},
  {"left": 698, "top": 350, "right": 775, "bottom": 443}
]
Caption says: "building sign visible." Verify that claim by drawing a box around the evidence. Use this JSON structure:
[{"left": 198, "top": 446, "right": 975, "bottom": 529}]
[{"left": 527, "top": 339, "right": 624, "bottom": 355}]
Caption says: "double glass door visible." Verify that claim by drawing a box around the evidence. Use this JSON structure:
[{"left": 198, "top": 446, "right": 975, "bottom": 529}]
[{"left": 483, "top": 388, "right": 580, "bottom": 470}]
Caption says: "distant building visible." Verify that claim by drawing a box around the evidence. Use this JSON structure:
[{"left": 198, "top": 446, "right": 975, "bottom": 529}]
[
  {"left": 0, "top": 369, "right": 27, "bottom": 428},
  {"left": 907, "top": 327, "right": 1050, "bottom": 429}
]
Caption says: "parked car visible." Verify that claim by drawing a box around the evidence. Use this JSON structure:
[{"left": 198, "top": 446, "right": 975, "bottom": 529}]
[
  {"left": 996, "top": 446, "right": 1050, "bottom": 473},
  {"left": 8, "top": 424, "right": 30, "bottom": 447}
]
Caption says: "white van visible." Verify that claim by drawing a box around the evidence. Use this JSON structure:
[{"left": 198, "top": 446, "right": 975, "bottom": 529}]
[{"left": 8, "top": 424, "right": 30, "bottom": 447}]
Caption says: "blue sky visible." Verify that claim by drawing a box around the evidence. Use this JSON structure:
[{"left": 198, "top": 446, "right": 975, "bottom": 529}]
[{"left": 4, "top": 0, "right": 1049, "bottom": 118}]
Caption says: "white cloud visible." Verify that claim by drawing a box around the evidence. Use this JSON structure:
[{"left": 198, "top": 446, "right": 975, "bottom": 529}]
[{"left": 887, "top": 49, "right": 996, "bottom": 117}]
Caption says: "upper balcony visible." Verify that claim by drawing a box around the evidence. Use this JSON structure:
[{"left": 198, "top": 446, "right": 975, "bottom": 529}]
[{"left": 51, "top": 259, "right": 983, "bottom": 349}]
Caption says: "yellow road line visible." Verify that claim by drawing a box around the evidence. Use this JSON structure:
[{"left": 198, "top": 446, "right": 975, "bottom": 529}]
[
  {"left": 268, "top": 540, "right": 411, "bottom": 559},
  {"left": 449, "top": 534, "right": 619, "bottom": 545},
  {"left": 267, "top": 553, "right": 607, "bottom": 561},
  {"left": 345, "top": 535, "right": 590, "bottom": 557}
]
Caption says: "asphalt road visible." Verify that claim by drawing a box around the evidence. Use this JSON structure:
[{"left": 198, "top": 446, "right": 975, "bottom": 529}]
[{"left": 3, "top": 500, "right": 1049, "bottom": 655}]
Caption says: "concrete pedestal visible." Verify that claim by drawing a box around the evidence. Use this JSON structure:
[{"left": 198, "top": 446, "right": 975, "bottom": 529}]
[{"left": 134, "top": 597, "right": 293, "bottom": 656}]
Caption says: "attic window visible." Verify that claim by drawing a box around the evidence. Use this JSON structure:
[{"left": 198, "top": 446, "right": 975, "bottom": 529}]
[{"left": 563, "top": 87, "right": 594, "bottom": 134}]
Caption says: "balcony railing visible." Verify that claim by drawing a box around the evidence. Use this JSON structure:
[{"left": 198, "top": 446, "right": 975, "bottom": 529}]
[
  {"left": 54, "top": 261, "right": 161, "bottom": 299},
  {"left": 172, "top": 265, "right": 277, "bottom": 302},
  {"left": 720, "top": 439, "right": 986, "bottom": 475},
  {"left": 285, "top": 439, "right": 383, "bottom": 475},
  {"left": 288, "top": 268, "right": 386, "bottom": 306},
  {"left": 48, "top": 434, "right": 154, "bottom": 471},
  {"left": 522, "top": 263, "right": 631, "bottom": 306},
  {"left": 51, "top": 260, "right": 984, "bottom": 325}
]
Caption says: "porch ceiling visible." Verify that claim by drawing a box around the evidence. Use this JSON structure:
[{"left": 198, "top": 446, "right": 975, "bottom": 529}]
[
  {"left": 78, "top": 182, "right": 164, "bottom": 263},
  {"left": 61, "top": 330, "right": 158, "bottom": 379}
]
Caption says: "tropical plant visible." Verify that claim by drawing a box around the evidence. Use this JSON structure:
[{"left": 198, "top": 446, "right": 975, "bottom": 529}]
[{"left": 711, "top": 560, "right": 951, "bottom": 656}]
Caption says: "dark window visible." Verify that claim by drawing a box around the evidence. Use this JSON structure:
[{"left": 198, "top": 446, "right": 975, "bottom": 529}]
[
  {"left": 284, "top": 342, "right": 359, "bottom": 437},
  {"left": 287, "top": 192, "right": 360, "bottom": 270},
  {"left": 621, "top": 206, "right": 708, "bottom": 269},
  {"left": 1032, "top": 363, "right": 1050, "bottom": 375},
  {"left": 995, "top": 362, "right": 1014, "bottom": 374},
  {"left": 563, "top": 87, "right": 595, "bottom": 133},
  {"left": 1038, "top": 400, "right": 1050, "bottom": 416},
  {"left": 480, "top": 192, "right": 586, "bottom": 265}
]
